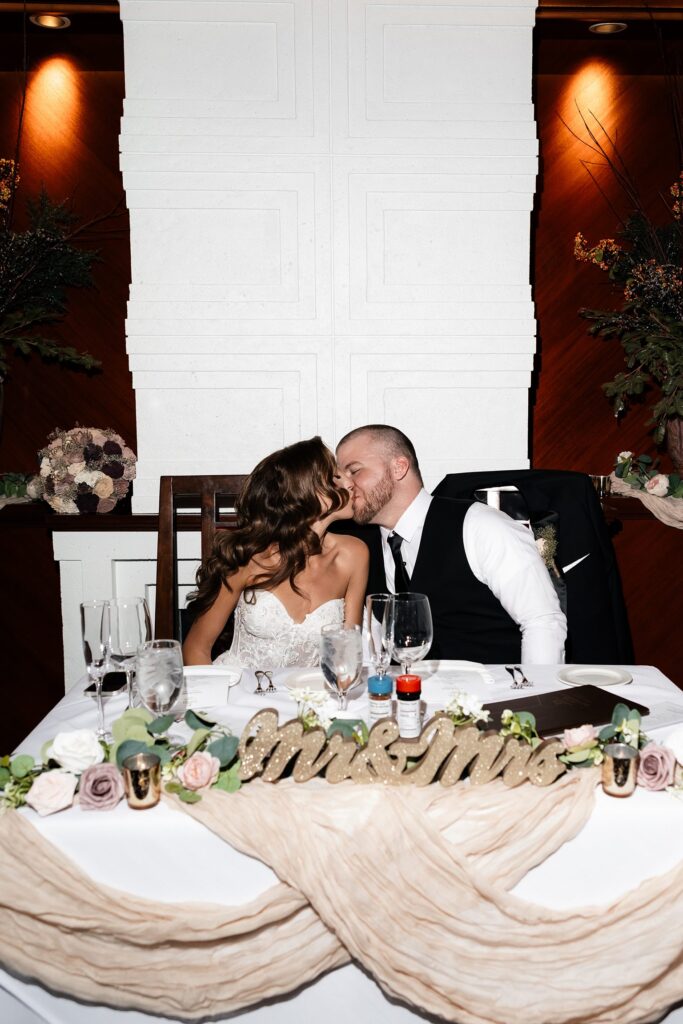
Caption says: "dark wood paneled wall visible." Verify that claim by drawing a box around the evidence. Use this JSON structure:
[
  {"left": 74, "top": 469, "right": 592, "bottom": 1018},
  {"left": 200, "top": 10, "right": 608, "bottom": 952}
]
[
  {"left": 0, "top": 26, "right": 134, "bottom": 474},
  {"left": 532, "top": 27, "right": 683, "bottom": 684}
]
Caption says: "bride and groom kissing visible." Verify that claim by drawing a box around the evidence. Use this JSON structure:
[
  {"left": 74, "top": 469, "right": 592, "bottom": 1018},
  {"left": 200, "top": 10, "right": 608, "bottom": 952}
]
[{"left": 182, "top": 425, "right": 566, "bottom": 669}]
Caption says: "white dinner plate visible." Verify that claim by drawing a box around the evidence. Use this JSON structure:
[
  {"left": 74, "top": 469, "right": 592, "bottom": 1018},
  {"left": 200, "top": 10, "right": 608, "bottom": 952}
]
[
  {"left": 557, "top": 666, "right": 633, "bottom": 687},
  {"left": 184, "top": 665, "right": 242, "bottom": 687}
]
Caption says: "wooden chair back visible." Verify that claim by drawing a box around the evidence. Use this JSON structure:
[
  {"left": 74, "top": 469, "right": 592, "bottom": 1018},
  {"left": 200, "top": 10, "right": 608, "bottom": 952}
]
[{"left": 155, "top": 474, "right": 247, "bottom": 641}]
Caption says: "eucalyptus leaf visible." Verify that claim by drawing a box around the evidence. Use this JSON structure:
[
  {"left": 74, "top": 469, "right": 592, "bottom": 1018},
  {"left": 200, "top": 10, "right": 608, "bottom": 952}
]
[
  {"left": 214, "top": 764, "right": 242, "bottom": 793},
  {"left": 326, "top": 719, "right": 366, "bottom": 741},
  {"left": 185, "top": 709, "right": 216, "bottom": 731},
  {"left": 178, "top": 788, "right": 202, "bottom": 804},
  {"left": 599, "top": 725, "right": 616, "bottom": 741},
  {"left": 115, "top": 739, "right": 152, "bottom": 770},
  {"left": 10, "top": 754, "right": 35, "bottom": 779},
  {"left": 611, "top": 703, "right": 631, "bottom": 726},
  {"left": 164, "top": 781, "right": 182, "bottom": 795},
  {"left": 153, "top": 743, "right": 172, "bottom": 765},
  {"left": 0, "top": 766, "right": 11, "bottom": 787},
  {"left": 148, "top": 715, "right": 175, "bottom": 735},
  {"left": 207, "top": 735, "right": 238, "bottom": 768},
  {"left": 186, "top": 728, "right": 211, "bottom": 757}
]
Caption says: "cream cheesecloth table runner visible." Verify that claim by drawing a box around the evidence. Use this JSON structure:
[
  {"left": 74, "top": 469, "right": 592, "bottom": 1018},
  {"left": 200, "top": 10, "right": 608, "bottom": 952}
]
[{"left": 1, "top": 767, "right": 682, "bottom": 1024}]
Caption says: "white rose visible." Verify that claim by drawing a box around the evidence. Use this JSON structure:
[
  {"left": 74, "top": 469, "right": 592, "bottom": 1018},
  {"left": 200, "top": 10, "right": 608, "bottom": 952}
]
[
  {"left": 26, "top": 475, "right": 44, "bottom": 499},
  {"left": 664, "top": 726, "right": 683, "bottom": 767},
  {"left": 645, "top": 473, "right": 670, "bottom": 498},
  {"left": 74, "top": 469, "right": 102, "bottom": 488},
  {"left": 39, "top": 457, "right": 52, "bottom": 477},
  {"left": 48, "top": 729, "right": 105, "bottom": 772},
  {"left": 617, "top": 451, "right": 633, "bottom": 463},
  {"left": 25, "top": 771, "right": 78, "bottom": 816}
]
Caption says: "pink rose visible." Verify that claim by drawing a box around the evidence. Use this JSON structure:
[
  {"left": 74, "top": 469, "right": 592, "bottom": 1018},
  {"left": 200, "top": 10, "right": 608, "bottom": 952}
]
[
  {"left": 96, "top": 497, "right": 118, "bottom": 514},
  {"left": 26, "top": 771, "right": 78, "bottom": 816},
  {"left": 177, "top": 752, "right": 220, "bottom": 791},
  {"left": 78, "top": 764, "right": 125, "bottom": 810},
  {"left": 563, "top": 724, "right": 597, "bottom": 750},
  {"left": 645, "top": 474, "right": 670, "bottom": 498},
  {"left": 636, "top": 743, "right": 676, "bottom": 791}
]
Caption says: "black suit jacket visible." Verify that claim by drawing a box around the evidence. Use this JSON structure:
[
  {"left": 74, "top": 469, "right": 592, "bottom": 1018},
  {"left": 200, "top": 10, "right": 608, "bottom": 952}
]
[{"left": 433, "top": 469, "right": 633, "bottom": 664}]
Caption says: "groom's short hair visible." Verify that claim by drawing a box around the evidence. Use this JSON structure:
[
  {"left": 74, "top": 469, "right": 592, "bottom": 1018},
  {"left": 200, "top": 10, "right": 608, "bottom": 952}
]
[{"left": 337, "top": 424, "right": 423, "bottom": 485}]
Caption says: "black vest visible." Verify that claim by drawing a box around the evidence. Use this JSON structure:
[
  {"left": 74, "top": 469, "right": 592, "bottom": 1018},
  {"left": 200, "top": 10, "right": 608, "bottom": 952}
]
[{"left": 337, "top": 497, "right": 523, "bottom": 664}]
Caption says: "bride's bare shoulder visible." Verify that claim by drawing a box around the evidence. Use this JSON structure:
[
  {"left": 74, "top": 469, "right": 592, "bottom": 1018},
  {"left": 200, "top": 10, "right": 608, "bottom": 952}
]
[{"left": 325, "top": 532, "right": 368, "bottom": 563}]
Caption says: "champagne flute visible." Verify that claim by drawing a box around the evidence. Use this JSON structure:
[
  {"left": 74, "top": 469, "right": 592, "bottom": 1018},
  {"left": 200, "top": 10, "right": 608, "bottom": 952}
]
[
  {"left": 135, "top": 639, "right": 185, "bottom": 718},
  {"left": 320, "top": 624, "right": 363, "bottom": 712},
  {"left": 386, "top": 593, "right": 433, "bottom": 676},
  {"left": 108, "top": 598, "right": 152, "bottom": 708},
  {"left": 81, "top": 600, "right": 111, "bottom": 741},
  {"left": 365, "top": 593, "right": 393, "bottom": 679}
]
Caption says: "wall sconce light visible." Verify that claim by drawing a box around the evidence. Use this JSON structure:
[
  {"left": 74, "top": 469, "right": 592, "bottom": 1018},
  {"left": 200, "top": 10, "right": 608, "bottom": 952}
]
[
  {"left": 29, "top": 13, "right": 71, "bottom": 30},
  {"left": 589, "top": 22, "right": 627, "bottom": 35}
]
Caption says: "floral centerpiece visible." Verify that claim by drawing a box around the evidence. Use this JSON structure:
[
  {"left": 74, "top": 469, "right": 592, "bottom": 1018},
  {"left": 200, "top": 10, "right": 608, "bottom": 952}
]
[
  {"left": 29, "top": 426, "right": 136, "bottom": 514},
  {"left": 613, "top": 450, "right": 683, "bottom": 500}
]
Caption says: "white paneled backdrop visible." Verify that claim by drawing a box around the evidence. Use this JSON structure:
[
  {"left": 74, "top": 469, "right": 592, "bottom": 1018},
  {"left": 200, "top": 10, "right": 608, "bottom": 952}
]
[
  {"left": 119, "top": 0, "right": 539, "bottom": 510},
  {"left": 55, "top": 0, "right": 539, "bottom": 684}
]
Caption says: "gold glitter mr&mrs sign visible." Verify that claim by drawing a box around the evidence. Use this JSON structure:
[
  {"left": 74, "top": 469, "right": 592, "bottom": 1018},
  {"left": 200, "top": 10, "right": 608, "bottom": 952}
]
[{"left": 238, "top": 710, "right": 566, "bottom": 787}]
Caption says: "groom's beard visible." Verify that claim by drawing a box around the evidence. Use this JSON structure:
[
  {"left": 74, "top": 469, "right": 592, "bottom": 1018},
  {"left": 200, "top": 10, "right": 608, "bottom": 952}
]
[{"left": 352, "top": 467, "right": 394, "bottom": 524}]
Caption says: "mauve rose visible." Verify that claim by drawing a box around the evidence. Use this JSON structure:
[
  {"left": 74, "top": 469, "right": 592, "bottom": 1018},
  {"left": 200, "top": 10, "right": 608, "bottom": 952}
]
[
  {"left": 78, "top": 764, "right": 125, "bottom": 811},
  {"left": 177, "top": 752, "right": 220, "bottom": 791},
  {"left": 563, "top": 724, "right": 597, "bottom": 749},
  {"left": 103, "top": 462, "right": 124, "bottom": 480},
  {"left": 96, "top": 497, "right": 117, "bottom": 514},
  {"left": 90, "top": 429, "right": 108, "bottom": 446},
  {"left": 114, "top": 478, "right": 129, "bottom": 497},
  {"left": 26, "top": 771, "right": 78, "bottom": 816},
  {"left": 103, "top": 440, "right": 122, "bottom": 456},
  {"left": 122, "top": 463, "right": 136, "bottom": 481},
  {"left": 636, "top": 743, "right": 676, "bottom": 791},
  {"left": 645, "top": 474, "right": 670, "bottom": 498}
]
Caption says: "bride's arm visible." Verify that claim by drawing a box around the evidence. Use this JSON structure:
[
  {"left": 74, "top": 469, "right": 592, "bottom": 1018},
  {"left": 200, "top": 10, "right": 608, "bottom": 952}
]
[
  {"left": 342, "top": 537, "right": 370, "bottom": 627},
  {"left": 182, "top": 567, "right": 248, "bottom": 665}
]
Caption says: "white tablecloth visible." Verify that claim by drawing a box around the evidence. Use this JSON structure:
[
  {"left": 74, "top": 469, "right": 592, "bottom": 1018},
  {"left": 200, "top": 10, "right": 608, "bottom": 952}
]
[{"left": 2, "top": 663, "right": 683, "bottom": 1024}]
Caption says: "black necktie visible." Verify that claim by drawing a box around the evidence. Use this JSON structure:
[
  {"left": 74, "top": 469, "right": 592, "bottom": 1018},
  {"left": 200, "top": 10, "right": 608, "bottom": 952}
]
[{"left": 388, "top": 532, "right": 411, "bottom": 593}]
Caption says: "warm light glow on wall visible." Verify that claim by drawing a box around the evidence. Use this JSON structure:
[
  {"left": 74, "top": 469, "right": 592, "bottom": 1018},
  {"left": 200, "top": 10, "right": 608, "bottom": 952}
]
[
  {"left": 23, "top": 57, "right": 82, "bottom": 180},
  {"left": 559, "top": 60, "right": 617, "bottom": 134}
]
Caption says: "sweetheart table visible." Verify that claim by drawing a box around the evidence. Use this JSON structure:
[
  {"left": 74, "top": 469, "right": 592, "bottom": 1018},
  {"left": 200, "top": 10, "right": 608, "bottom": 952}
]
[{"left": 1, "top": 663, "right": 683, "bottom": 1024}]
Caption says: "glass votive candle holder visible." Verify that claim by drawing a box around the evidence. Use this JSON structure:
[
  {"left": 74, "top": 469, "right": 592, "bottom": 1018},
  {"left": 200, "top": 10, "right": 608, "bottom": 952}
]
[
  {"left": 602, "top": 743, "right": 638, "bottom": 797},
  {"left": 123, "top": 752, "right": 161, "bottom": 809},
  {"left": 590, "top": 475, "right": 612, "bottom": 499}
]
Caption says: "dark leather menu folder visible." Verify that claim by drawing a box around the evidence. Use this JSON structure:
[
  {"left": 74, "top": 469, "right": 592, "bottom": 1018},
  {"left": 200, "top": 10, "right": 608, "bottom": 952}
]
[{"left": 483, "top": 685, "right": 649, "bottom": 737}]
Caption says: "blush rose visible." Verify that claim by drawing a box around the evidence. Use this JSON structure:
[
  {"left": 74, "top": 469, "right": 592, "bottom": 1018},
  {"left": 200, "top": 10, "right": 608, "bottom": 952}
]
[
  {"left": 636, "top": 743, "right": 676, "bottom": 791},
  {"left": 563, "top": 724, "right": 597, "bottom": 750},
  {"left": 177, "top": 752, "right": 220, "bottom": 791},
  {"left": 26, "top": 771, "right": 78, "bottom": 816},
  {"left": 645, "top": 474, "right": 670, "bottom": 498}
]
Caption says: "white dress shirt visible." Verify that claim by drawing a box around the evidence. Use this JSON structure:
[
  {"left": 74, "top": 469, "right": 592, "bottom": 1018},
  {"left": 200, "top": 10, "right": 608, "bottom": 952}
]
[{"left": 380, "top": 489, "right": 567, "bottom": 664}]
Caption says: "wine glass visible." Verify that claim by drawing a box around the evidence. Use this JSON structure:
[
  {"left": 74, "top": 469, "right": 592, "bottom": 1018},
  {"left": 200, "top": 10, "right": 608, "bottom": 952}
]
[
  {"left": 135, "top": 639, "right": 185, "bottom": 719},
  {"left": 320, "top": 624, "right": 363, "bottom": 712},
  {"left": 386, "top": 593, "right": 433, "bottom": 676},
  {"left": 365, "top": 593, "right": 393, "bottom": 679},
  {"left": 108, "top": 597, "right": 152, "bottom": 708},
  {"left": 81, "top": 600, "right": 111, "bottom": 741}
]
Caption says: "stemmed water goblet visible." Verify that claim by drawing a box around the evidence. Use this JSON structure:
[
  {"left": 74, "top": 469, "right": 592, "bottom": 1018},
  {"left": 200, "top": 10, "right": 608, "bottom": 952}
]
[
  {"left": 320, "top": 624, "right": 363, "bottom": 712},
  {"left": 107, "top": 597, "right": 153, "bottom": 708},
  {"left": 80, "top": 599, "right": 111, "bottom": 741},
  {"left": 385, "top": 592, "right": 433, "bottom": 677},
  {"left": 365, "top": 593, "right": 393, "bottom": 681}
]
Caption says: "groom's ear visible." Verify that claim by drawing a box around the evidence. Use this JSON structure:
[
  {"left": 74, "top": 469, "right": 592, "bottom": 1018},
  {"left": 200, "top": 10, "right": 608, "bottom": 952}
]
[{"left": 391, "top": 455, "right": 411, "bottom": 481}]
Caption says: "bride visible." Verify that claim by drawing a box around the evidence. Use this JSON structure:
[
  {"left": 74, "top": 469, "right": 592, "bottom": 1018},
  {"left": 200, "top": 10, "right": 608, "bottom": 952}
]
[{"left": 182, "top": 436, "right": 368, "bottom": 668}]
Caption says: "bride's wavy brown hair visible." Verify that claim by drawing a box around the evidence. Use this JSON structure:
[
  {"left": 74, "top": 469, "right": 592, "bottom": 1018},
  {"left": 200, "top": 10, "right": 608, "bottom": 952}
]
[{"left": 189, "top": 436, "right": 348, "bottom": 618}]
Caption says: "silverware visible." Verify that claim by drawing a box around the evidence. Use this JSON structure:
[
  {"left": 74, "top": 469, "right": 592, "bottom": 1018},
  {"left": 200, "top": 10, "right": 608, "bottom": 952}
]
[
  {"left": 517, "top": 666, "right": 534, "bottom": 688},
  {"left": 254, "top": 670, "right": 276, "bottom": 695},
  {"left": 505, "top": 665, "right": 523, "bottom": 690}
]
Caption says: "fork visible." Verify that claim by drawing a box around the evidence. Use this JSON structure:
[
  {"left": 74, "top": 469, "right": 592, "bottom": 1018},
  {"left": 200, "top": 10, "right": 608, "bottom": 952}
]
[
  {"left": 505, "top": 665, "right": 523, "bottom": 690},
  {"left": 262, "top": 670, "right": 277, "bottom": 694},
  {"left": 253, "top": 671, "right": 265, "bottom": 696}
]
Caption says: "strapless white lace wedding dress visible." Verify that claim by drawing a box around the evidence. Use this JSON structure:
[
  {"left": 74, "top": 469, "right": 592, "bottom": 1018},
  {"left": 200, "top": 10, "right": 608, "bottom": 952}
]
[{"left": 213, "top": 590, "right": 344, "bottom": 670}]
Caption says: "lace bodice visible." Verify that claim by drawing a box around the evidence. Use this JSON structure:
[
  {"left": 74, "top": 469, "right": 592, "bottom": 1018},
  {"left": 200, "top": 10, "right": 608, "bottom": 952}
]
[{"left": 213, "top": 590, "right": 345, "bottom": 670}]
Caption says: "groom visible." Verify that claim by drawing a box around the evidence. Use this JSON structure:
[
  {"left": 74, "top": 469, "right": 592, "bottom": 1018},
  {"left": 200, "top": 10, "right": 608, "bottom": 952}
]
[{"left": 335, "top": 425, "right": 566, "bottom": 664}]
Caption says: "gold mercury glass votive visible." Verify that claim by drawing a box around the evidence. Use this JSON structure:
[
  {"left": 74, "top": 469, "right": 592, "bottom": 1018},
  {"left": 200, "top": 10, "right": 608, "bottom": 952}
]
[
  {"left": 602, "top": 743, "right": 638, "bottom": 797},
  {"left": 123, "top": 752, "right": 161, "bottom": 809}
]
